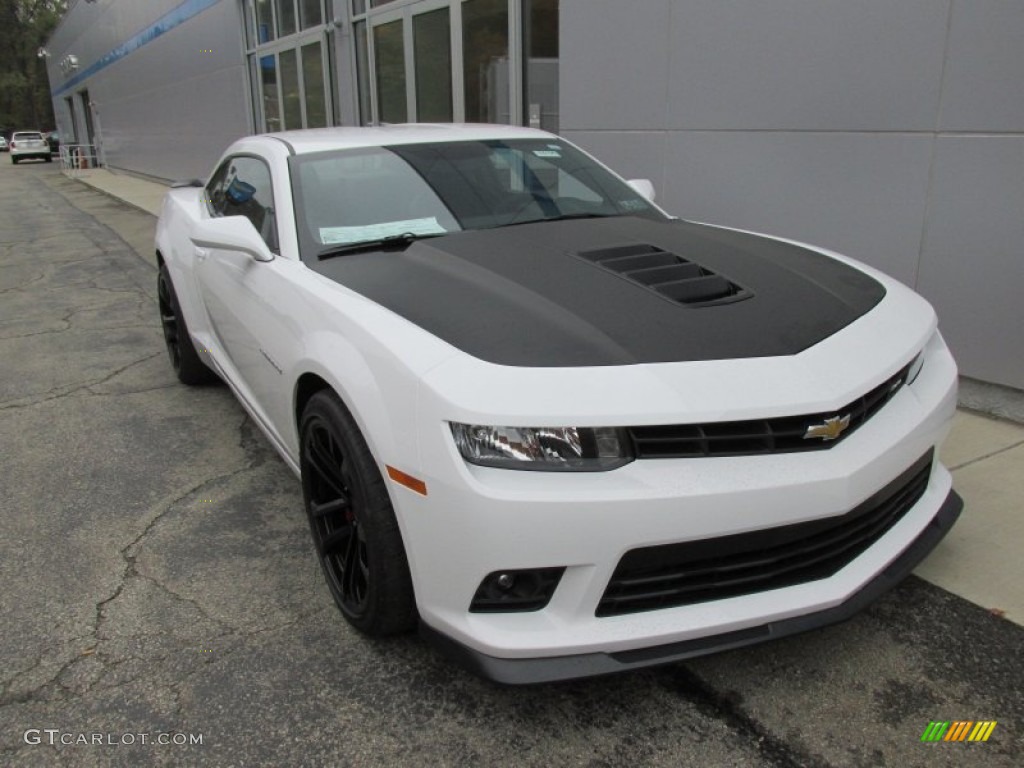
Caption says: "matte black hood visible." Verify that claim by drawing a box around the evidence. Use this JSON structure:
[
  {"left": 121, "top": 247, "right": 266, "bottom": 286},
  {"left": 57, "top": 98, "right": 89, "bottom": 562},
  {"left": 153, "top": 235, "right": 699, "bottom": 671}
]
[{"left": 310, "top": 216, "right": 885, "bottom": 367}]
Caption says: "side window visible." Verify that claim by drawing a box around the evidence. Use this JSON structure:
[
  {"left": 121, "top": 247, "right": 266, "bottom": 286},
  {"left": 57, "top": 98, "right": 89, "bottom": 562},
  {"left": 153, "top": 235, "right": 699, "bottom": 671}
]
[
  {"left": 205, "top": 161, "right": 230, "bottom": 215},
  {"left": 206, "top": 156, "right": 279, "bottom": 253}
]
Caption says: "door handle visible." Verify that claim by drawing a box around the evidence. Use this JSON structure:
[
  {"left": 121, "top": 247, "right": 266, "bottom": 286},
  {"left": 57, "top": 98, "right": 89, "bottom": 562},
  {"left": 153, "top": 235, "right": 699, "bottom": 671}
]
[{"left": 195, "top": 247, "right": 209, "bottom": 262}]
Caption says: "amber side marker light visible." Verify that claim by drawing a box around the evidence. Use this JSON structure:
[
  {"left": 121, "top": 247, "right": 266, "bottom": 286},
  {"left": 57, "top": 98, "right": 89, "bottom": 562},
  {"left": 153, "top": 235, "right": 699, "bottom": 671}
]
[{"left": 386, "top": 465, "right": 428, "bottom": 496}]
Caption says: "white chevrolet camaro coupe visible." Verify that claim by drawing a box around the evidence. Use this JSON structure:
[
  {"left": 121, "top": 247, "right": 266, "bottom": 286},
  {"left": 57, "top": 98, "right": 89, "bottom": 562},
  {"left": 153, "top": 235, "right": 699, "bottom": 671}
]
[{"left": 155, "top": 124, "right": 962, "bottom": 683}]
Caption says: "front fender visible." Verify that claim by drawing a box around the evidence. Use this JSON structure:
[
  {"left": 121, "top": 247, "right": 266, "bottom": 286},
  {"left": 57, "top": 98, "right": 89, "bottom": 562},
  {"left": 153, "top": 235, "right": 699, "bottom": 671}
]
[
  {"left": 289, "top": 331, "right": 423, "bottom": 483},
  {"left": 156, "top": 188, "right": 208, "bottom": 338}
]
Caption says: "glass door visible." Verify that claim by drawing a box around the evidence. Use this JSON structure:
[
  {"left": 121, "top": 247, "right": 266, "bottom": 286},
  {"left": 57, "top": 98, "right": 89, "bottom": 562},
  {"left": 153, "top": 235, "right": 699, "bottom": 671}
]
[
  {"left": 368, "top": 0, "right": 458, "bottom": 124},
  {"left": 412, "top": 2, "right": 454, "bottom": 122},
  {"left": 371, "top": 11, "right": 408, "bottom": 122},
  {"left": 258, "top": 52, "right": 283, "bottom": 131},
  {"left": 461, "top": 0, "right": 512, "bottom": 124},
  {"left": 244, "top": 0, "right": 333, "bottom": 132},
  {"left": 300, "top": 39, "right": 329, "bottom": 127},
  {"left": 356, "top": 0, "right": 526, "bottom": 126}
]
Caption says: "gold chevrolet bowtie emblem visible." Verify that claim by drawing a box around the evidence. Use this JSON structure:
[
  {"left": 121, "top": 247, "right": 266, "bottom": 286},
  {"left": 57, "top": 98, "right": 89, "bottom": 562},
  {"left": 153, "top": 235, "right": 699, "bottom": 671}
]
[{"left": 803, "top": 414, "right": 852, "bottom": 441}]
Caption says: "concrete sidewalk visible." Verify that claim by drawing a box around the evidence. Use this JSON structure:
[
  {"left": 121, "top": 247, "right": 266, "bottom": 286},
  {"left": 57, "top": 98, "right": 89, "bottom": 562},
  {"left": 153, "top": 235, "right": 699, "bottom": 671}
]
[
  {"left": 70, "top": 166, "right": 168, "bottom": 216},
  {"left": 67, "top": 166, "right": 1024, "bottom": 626}
]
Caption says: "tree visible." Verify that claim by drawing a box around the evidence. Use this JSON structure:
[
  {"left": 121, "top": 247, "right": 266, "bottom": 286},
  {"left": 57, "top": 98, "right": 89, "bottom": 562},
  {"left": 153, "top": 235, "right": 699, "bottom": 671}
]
[{"left": 0, "top": 0, "right": 68, "bottom": 131}]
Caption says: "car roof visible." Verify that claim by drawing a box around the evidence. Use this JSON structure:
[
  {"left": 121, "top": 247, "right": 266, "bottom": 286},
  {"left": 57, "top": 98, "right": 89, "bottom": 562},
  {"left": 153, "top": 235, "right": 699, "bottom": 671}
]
[{"left": 258, "top": 123, "right": 558, "bottom": 155}]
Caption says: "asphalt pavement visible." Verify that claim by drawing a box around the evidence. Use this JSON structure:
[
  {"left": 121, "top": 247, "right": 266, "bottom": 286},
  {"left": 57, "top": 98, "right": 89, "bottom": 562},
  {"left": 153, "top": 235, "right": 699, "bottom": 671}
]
[{"left": 1, "top": 157, "right": 1021, "bottom": 767}]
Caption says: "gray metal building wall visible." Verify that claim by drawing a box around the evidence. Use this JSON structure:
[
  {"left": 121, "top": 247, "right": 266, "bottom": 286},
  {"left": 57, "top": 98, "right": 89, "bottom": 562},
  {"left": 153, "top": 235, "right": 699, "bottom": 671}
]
[
  {"left": 561, "top": 0, "right": 1024, "bottom": 390},
  {"left": 47, "top": 0, "right": 250, "bottom": 181}
]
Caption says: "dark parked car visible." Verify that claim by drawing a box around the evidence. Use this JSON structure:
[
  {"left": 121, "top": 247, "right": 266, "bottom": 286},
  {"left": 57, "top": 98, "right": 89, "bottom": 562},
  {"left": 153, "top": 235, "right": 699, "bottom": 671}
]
[{"left": 46, "top": 132, "right": 60, "bottom": 155}]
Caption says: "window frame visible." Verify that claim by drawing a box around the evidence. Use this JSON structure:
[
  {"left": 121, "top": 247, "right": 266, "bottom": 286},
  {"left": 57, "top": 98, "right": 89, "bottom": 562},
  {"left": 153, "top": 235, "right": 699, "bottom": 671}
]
[
  {"left": 351, "top": 0, "right": 528, "bottom": 127},
  {"left": 243, "top": 0, "right": 334, "bottom": 133}
]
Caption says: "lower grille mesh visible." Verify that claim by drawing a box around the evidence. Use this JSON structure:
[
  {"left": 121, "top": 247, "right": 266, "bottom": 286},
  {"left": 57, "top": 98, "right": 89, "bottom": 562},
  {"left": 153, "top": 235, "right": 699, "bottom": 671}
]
[{"left": 597, "top": 451, "right": 933, "bottom": 617}]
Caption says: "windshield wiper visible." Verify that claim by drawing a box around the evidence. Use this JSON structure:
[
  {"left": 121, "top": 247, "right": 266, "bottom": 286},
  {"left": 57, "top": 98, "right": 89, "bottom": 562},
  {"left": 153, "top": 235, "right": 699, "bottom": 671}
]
[
  {"left": 317, "top": 232, "right": 446, "bottom": 260},
  {"left": 545, "top": 212, "right": 618, "bottom": 221},
  {"left": 502, "top": 212, "right": 618, "bottom": 228}
]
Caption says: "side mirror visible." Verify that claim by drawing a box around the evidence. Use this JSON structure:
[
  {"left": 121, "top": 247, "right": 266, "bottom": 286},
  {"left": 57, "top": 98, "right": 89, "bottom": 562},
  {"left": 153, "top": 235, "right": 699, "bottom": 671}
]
[
  {"left": 627, "top": 179, "right": 656, "bottom": 202},
  {"left": 190, "top": 216, "right": 274, "bottom": 262}
]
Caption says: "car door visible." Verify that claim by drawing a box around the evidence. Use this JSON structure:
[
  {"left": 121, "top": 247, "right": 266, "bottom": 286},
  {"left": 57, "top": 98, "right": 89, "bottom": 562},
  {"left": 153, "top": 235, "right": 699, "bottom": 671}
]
[{"left": 195, "top": 154, "right": 291, "bottom": 430}]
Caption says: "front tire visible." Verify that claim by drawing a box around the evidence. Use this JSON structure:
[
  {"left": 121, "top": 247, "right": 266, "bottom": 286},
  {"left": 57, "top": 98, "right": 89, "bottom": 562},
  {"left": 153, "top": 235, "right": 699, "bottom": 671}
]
[
  {"left": 157, "top": 264, "right": 217, "bottom": 385},
  {"left": 300, "top": 390, "right": 416, "bottom": 636}
]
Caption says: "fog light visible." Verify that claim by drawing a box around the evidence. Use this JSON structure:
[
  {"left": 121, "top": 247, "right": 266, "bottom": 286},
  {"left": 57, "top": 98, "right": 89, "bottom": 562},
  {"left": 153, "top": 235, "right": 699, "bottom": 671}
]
[
  {"left": 496, "top": 573, "right": 515, "bottom": 590},
  {"left": 470, "top": 567, "right": 565, "bottom": 613}
]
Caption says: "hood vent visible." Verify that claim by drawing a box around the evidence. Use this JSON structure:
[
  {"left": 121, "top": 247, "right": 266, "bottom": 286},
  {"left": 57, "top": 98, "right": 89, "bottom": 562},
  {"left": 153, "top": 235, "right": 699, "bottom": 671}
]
[{"left": 577, "top": 243, "right": 750, "bottom": 306}]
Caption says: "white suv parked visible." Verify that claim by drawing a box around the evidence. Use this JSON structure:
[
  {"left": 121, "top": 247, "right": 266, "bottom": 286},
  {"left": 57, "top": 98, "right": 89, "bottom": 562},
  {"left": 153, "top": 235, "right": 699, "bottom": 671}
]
[{"left": 10, "top": 132, "right": 52, "bottom": 164}]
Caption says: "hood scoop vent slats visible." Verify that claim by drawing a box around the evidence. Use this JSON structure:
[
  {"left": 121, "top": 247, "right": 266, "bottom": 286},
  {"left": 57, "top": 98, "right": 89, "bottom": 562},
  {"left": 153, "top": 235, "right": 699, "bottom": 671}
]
[{"left": 577, "top": 243, "right": 751, "bottom": 306}]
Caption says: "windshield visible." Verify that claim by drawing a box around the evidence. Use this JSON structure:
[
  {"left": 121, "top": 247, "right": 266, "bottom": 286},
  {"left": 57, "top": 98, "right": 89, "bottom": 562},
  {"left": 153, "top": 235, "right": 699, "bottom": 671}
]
[
  {"left": 14, "top": 133, "right": 43, "bottom": 141},
  {"left": 290, "top": 139, "right": 665, "bottom": 257}
]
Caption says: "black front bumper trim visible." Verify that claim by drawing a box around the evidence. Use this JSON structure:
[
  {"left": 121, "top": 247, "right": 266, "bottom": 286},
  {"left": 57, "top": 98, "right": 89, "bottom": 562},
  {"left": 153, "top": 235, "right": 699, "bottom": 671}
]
[{"left": 420, "top": 488, "right": 963, "bottom": 685}]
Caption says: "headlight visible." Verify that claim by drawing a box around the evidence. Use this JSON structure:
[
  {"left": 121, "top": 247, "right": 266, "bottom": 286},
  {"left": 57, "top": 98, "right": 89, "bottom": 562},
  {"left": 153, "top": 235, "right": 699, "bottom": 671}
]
[{"left": 449, "top": 423, "right": 633, "bottom": 471}]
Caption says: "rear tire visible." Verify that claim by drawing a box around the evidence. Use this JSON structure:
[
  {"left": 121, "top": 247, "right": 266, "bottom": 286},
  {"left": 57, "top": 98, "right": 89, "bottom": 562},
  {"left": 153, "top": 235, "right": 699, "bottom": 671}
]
[
  {"left": 157, "top": 264, "right": 217, "bottom": 385},
  {"left": 11, "top": 157, "right": 17, "bottom": 165},
  {"left": 300, "top": 390, "right": 417, "bottom": 636}
]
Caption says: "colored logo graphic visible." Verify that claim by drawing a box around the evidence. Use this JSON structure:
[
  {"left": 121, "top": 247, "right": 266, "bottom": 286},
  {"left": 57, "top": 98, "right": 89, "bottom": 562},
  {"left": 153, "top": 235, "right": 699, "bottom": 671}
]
[{"left": 920, "top": 721, "right": 997, "bottom": 742}]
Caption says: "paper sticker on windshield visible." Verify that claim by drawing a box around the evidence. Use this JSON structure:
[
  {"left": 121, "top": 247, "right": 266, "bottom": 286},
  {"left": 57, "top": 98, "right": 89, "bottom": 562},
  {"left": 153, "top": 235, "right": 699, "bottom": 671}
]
[
  {"left": 533, "top": 150, "right": 561, "bottom": 158},
  {"left": 319, "top": 217, "right": 447, "bottom": 245}
]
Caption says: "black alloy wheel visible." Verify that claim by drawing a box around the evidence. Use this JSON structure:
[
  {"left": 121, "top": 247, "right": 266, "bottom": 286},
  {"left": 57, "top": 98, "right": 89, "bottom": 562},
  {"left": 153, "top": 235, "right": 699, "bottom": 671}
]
[
  {"left": 300, "top": 390, "right": 416, "bottom": 636},
  {"left": 157, "top": 264, "right": 217, "bottom": 385},
  {"left": 157, "top": 267, "right": 182, "bottom": 371}
]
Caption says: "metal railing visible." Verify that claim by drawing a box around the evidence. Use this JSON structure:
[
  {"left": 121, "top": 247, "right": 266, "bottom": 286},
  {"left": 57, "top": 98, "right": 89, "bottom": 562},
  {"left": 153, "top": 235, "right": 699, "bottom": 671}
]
[{"left": 60, "top": 144, "right": 100, "bottom": 176}]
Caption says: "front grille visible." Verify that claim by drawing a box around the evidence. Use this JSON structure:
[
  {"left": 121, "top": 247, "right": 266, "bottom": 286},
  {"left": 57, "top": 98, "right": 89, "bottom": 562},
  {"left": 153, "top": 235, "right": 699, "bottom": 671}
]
[
  {"left": 628, "top": 362, "right": 911, "bottom": 459},
  {"left": 597, "top": 451, "right": 933, "bottom": 617},
  {"left": 576, "top": 243, "right": 751, "bottom": 306}
]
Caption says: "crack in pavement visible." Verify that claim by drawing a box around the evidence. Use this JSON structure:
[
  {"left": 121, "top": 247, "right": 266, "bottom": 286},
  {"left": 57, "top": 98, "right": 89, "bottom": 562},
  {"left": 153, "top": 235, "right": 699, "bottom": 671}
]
[
  {"left": 658, "top": 666, "right": 831, "bottom": 768},
  {"left": 0, "top": 323, "right": 72, "bottom": 341},
  {"left": 0, "top": 271, "right": 46, "bottom": 294},
  {"left": 0, "top": 460, "right": 255, "bottom": 709},
  {"left": 0, "top": 232, "right": 75, "bottom": 246},
  {"left": 84, "top": 383, "right": 179, "bottom": 397},
  {"left": 76, "top": 417, "right": 267, "bottom": 702},
  {"left": 1, "top": 322, "right": 158, "bottom": 342},
  {"left": 0, "top": 351, "right": 163, "bottom": 411},
  {"left": 83, "top": 279, "right": 150, "bottom": 298},
  {"left": 0, "top": 254, "right": 110, "bottom": 270},
  {"left": 0, "top": 296, "right": 154, "bottom": 340},
  {"left": 0, "top": 630, "right": 99, "bottom": 707}
]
